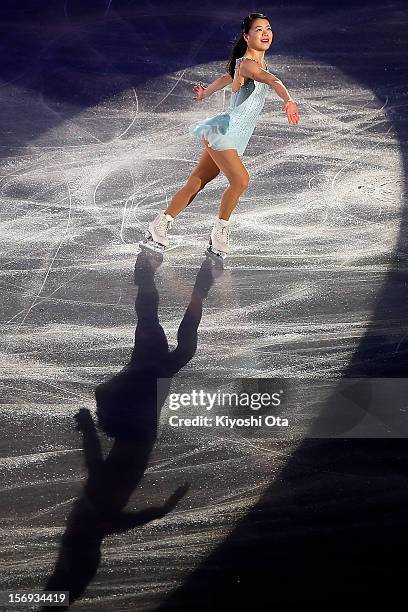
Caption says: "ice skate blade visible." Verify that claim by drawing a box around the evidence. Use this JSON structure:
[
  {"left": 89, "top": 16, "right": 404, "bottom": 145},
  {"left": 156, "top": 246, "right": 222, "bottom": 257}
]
[
  {"left": 205, "top": 246, "right": 226, "bottom": 266},
  {"left": 139, "top": 237, "right": 166, "bottom": 257}
]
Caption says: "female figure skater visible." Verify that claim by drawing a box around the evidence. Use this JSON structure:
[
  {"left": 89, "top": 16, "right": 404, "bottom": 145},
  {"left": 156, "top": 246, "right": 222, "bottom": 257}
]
[{"left": 140, "top": 13, "right": 299, "bottom": 259}]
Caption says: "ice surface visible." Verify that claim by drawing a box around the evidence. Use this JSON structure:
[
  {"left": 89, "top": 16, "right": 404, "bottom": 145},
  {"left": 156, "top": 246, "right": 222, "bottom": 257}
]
[{"left": 1, "top": 1, "right": 407, "bottom": 609}]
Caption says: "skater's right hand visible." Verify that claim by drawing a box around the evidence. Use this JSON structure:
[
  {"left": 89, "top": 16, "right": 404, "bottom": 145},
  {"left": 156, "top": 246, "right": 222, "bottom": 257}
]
[
  {"left": 193, "top": 82, "right": 207, "bottom": 101},
  {"left": 74, "top": 408, "right": 94, "bottom": 431}
]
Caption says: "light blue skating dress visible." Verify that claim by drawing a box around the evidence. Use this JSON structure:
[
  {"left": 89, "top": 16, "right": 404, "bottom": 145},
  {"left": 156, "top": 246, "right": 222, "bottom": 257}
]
[{"left": 190, "top": 56, "right": 269, "bottom": 157}]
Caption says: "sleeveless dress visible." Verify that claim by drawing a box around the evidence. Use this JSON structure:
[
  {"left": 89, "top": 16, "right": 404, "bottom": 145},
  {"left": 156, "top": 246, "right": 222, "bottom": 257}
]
[{"left": 190, "top": 56, "right": 269, "bottom": 157}]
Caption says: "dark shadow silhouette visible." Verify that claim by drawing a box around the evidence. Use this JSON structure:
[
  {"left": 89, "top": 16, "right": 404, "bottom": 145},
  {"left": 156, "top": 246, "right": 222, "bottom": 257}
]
[
  {"left": 1, "top": 2, "right": 406, "bottom": 610},
  {"left": 151, "top": 231, "right": 408, "bottom": 608},
  {"left": 40, "top": 251, "right": 221, "bottom": 610},
  {"left": 153, "top": 436, "right": 408, "bottom": 610},
  {"left": 346, "top": 255, "right": 408, "bottom": 375}
]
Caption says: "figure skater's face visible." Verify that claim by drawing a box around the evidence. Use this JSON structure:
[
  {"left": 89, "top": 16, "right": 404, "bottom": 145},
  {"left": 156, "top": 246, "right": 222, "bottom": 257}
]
[{"left": 243, "top": 19, "right": 273, "bottom": 51}]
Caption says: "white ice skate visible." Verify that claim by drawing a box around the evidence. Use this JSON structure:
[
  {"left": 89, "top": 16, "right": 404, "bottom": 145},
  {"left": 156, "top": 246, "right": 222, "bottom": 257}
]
[
  {"left": 206, "top": 217, "right": 231, "bottom": 262},
  {"left": 139, "top": 212, "right": 174, "bottom": 255}
]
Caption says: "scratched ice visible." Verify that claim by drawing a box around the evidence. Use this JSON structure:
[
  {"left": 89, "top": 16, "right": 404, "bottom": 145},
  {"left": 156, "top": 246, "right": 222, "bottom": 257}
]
[
  {"left": 0, "top": 48, "right": 405, "bottom": 610},
  {"left": 0, "top": 56, "right": 402, "bottom": 396}
]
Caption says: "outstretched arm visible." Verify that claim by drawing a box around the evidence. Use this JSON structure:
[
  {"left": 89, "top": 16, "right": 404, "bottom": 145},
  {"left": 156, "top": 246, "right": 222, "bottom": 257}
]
[
  {"left": 105, "top": 483, "right": 190, "bottom": 534},
  {"left": 239, "top": 60, "right": 300, "bottom": 125},
  {"left": 193, "top": 73, "right": 232, "bottom": 101}
]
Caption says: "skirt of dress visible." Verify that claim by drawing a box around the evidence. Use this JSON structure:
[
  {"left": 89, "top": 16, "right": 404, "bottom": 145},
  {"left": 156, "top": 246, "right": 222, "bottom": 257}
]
[{"left": 190, "top": 111, "right": 245, "bottom": 155}]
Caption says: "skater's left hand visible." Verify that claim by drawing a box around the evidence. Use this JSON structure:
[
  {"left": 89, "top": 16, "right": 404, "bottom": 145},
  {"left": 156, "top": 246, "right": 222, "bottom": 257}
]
[
  {"left": 163, "top": 482, "right": 190, "bottom": 512},
  {"left": 193, "top": 82, "right": 207, "bottom": 101},
  {"left": 282, "top": 100, "right": 300, "bottom": 125}
]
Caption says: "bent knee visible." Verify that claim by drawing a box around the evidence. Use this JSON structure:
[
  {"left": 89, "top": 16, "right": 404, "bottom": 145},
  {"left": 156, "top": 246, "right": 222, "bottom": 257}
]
[
  {"left": 186, "top": 175, "right": 203, "bottom": 192},
  {"left": 231, "top": 173, "right": 250, "bottom": 191},
  {"left": 189, "top": 170, "right": 220, "bottom": 191}
]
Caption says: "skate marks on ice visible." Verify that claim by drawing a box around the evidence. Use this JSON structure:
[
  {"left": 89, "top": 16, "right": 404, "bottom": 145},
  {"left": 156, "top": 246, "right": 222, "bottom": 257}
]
[
  {"left": 1, "top": 253, "right": 220, "bottom": 609},
  {"left": 150, "top": 44, "right": 408, "bottom": 612},
  {"left": 0, "top": 50, "right": 403, "bottom": 384},
  {"left": 0, "top": 11, "right": 406, "bottom": 609}
]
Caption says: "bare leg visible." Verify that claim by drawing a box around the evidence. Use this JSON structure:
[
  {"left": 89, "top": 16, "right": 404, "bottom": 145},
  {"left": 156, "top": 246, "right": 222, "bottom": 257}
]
[
  {"left": 164, "top": 147, "right": 220, "bottom": 217},
  {"left": 200, "top": 137, "right": 250, "bottom": 220}
]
